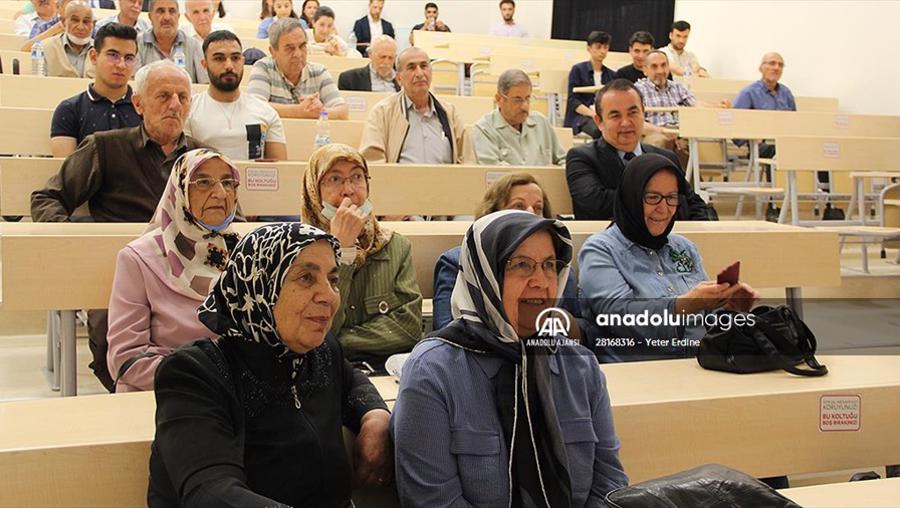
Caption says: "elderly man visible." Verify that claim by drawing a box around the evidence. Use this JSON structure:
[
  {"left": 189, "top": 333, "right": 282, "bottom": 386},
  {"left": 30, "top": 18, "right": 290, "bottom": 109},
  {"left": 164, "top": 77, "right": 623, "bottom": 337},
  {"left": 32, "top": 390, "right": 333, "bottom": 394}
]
[
  {"left": 186, "top": 31, "right": 287, "bottom": 161},
  {"left": 40, "top": 0, "right": 95, "bottom": 78},
  {"left": 565, "top": 79, "right": 709, "bottom": 220},
  {"left": 491, "top": 0, "right": 527, "bottom": 38},
  {"left": 471, "top": 69, "right": 565, "bottom": 166},
  {"left": 360, "top": 46, "right": 463, "bottom": 164},
  {"left": 733, "top": 52, "right": 796, "bottom": 158},
  {"left": 660, "top": 20, "right": 708, "bottom": 78},
  {"left": 15, "top": 0, "right": 59, "bottom": 37},
  {"left": 248, "top": 18, "right": 348, "bottom": 119},
  {"left": 32, "top": 60, "right": 205, "bottom": 392},
  {"left": 96, "top": 0, "right": 151, "bottom": 33},
  {"left": 350, "top": 0, "right": 395, "bottom": 57},
  {"left": 338, "top": 35, "right": 399, "bottom": 92},
  {"left": 136, "top": 0, "right": 207, "bottom": 83},
  {"left": 183, "top": 0, "right": 231, "bottom": 42},
  {"left": 50, "top": 23, "right": 141, "bottom": 157}
]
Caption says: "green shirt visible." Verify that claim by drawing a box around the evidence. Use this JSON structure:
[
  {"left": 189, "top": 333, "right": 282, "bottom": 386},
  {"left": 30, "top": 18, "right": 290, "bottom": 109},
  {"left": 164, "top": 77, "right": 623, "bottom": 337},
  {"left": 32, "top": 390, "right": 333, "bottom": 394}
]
[
  {"left": 471, "top": 109, "right": 567, "bottom": 166},
  {"left": 331, "top": 233, "right": 423, "bottom": 369}
]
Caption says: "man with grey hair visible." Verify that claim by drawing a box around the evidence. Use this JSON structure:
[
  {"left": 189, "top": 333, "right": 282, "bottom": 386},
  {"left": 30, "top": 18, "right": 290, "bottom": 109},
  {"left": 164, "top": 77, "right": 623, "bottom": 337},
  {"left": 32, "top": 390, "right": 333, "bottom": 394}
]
[
  {"left": 40, "top": 0, "right": 96, "bottom": 78},
  {"left": 360, "top": 46, "right": 463, "bottom": 163},
  {"left": 338, "top": 35, "right": 400, "bottom": 92},
  {"left": 96, "top": 0, "right": 152, "bottom": 33},
  {"left": 733, "top": 52, "right": 795, "bottom": 159},
  {"left": 248, "top": 17, "right": 348, "bottom": 119},
  {"left": 136, "top": 0, "right": 207, "bottom": 83},
  {"left": 470, "top": 68, "right": 565, "bottom": 166},
  {"left": 32, "top": 59, "right": 206, "bottom": 392}
]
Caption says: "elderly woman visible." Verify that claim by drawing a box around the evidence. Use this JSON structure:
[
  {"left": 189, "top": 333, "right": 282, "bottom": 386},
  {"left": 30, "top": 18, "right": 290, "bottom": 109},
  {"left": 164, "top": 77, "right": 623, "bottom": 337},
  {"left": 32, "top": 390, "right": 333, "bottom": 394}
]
[
  {"left": 107, "top": 149, "right": 241, "bottom": 392},
  {"left": 307, "top": 5, "right": 361, "bottom": 57},
  {"left": 301, "top": 143, "right": 422, "bottom": 372},
  {"left": 393, "top": 210, "right": 628, "bottom": 507},
  {"left": 579, "top": 153, "right": 759, "bottom": 362},
  {"left": 432, "top": 173, "right": 580, "bottom": 330},
  {"left": 149, "top": 223, "right": 392, "bottom": 506}
]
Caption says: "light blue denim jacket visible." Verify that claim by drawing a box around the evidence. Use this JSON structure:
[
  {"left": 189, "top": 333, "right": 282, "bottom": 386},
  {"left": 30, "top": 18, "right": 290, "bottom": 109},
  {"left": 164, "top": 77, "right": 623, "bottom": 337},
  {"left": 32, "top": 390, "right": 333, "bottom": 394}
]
[
  {"left": 578, "top": 224, "right": 708, "bottom": 362},
  {"left": 391, "top": 338, "right": 628, "bottom": 507}
]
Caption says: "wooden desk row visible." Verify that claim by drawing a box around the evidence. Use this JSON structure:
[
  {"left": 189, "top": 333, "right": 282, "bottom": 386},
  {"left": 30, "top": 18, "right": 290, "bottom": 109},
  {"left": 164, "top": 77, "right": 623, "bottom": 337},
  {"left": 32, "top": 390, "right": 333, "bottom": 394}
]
[
  {"left": 0, "top": 105, "right": 574, "bottom": 161},
  {"left": 2, "top": 355, "right": 898, "bottom": 506},
  {"left": 0, "top": 220, "right": 841, "bottom": 396}
]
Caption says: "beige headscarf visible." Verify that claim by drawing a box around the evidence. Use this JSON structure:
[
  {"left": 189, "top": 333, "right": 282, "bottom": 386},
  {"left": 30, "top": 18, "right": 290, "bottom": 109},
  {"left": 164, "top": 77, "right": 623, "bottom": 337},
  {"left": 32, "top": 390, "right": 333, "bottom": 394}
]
[{"left": 301, "top": 143, "right": 392, "bottom": 268}]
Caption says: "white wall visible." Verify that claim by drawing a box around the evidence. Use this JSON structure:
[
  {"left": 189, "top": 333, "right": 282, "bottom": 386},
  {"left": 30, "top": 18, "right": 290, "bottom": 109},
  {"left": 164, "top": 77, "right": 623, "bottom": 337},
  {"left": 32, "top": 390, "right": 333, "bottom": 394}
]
[
  {"left": 224, "top": 0, "right": 554, "bottom": 46},
  {"left": 674, "top": 0, "right": 900, "bottom": 115}
]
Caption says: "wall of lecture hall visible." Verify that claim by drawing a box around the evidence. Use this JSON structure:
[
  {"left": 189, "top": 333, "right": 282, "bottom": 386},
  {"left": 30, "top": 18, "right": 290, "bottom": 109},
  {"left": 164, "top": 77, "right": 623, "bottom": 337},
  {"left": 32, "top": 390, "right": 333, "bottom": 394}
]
[
  {"left": 226, "top": 0, "right": 555, "bottom": 44},
  {"left": 674, "top": 0, "right": 900, "bottom": 115}
]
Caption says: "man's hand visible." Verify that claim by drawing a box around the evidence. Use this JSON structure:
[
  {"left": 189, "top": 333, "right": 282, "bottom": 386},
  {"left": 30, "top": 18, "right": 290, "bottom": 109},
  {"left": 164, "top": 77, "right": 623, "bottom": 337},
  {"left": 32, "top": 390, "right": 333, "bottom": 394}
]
[
  {"left": 298, "top": 93, "right": 324, "bottom": 117},
  {"left": 353, "top": 409, "right": 393, "bottom": 488}
]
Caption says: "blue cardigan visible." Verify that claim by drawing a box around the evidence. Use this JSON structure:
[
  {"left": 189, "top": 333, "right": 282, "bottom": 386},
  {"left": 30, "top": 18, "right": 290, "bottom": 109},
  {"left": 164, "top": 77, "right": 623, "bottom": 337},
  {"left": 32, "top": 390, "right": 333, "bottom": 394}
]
[{"left": 565, "top": 61, "right": 615, "bottom": 132}]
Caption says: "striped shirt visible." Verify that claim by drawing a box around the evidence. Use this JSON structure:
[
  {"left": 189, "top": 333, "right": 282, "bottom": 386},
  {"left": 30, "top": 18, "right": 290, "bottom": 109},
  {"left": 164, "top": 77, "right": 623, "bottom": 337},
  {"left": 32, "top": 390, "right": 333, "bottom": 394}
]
[
  {"left": 247, "top": 57, "right": 345, "bottom": 108},
  {"left": 634, "top": 78, "right": 696, "bottom": 126}
]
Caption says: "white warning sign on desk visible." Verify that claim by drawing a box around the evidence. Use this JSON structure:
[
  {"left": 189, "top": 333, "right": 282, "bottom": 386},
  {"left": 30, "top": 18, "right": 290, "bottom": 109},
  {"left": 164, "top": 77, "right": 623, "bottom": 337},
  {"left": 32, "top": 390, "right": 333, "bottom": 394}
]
[{"left": 819, "top": 394, "right": 861, "bottom": 431}]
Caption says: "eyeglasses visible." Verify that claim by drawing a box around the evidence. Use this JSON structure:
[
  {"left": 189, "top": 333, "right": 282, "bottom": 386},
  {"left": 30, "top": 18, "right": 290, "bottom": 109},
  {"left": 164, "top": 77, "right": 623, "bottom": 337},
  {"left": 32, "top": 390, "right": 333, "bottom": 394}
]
[
  {"left": 643, "top": 192, "right": 680, "bottom": 206},
  {"left": 103, "top": 51, "right": 137, "bottom": 66},
  {"left": 499, "top": 93, "right": 531, "bottom": 105},
  {"left": 190, "top": 177, "right": 240, "bottom": 193},
  {"left": 505, "top": 257, "right": 568, "bottom": 278},
  {"left": 322, "top": 172, "right": 369, "bottom": 190}
]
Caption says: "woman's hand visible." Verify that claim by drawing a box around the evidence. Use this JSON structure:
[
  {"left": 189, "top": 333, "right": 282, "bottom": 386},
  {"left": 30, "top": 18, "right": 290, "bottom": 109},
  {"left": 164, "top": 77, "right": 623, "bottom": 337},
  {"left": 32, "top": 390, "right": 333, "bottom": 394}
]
[
  {"left": 354, "top": 409, "right": 393, "bottom": 488},
  {"left": 330, "top": 197, "right": 367, "bottom": 247},
  {"left": 722, "top": 282, "right": 760, "bottom": 312},
  {"left": 675, "top": 281, "right": 734, "bottom": 314}
]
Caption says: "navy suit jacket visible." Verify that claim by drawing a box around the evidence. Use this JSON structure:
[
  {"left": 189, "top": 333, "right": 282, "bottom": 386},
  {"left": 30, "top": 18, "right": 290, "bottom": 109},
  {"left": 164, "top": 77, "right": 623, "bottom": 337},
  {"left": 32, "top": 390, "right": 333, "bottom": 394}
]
[
  {"left": 564, "top": 61, "right": 614, "bottom": 132},
  {"left": 352, "top": 17, "right": 395, "bottom": 57}
]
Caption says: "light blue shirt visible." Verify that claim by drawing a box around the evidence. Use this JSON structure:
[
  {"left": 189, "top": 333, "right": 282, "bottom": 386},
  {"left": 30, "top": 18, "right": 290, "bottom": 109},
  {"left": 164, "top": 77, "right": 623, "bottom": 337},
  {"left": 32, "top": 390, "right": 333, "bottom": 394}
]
[
  {"left": 578, "top": 224, "right": 708, "bottom": 362},
  {"left": 392, "top": 338, "right": 628, "bottom": 507},
  {"left": 733, "top": 80, "right": 797, "bottom": 111}
]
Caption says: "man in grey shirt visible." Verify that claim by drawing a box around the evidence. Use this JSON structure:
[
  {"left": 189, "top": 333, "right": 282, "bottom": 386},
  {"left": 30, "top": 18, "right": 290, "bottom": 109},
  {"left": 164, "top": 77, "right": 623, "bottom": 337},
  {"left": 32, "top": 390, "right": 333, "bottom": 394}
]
[
  {"left": 136, "top": 0, "right": 207, "bottom": 83},
  {"left": 360, "top": 47, "right": 464, "bottom": 164}
]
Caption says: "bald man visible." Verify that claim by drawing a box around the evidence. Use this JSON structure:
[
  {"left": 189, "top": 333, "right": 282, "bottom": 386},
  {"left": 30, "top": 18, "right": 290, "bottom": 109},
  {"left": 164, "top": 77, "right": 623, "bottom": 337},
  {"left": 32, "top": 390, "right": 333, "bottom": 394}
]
[
  {"left": 337, "top": 35, "right": 400, "bottom": 92},
  {"left": 733, "top": 52, "right": 796, "bottom": 158},
  {"left": 359, "top": 47, "right": 464, "bottom": 164}
]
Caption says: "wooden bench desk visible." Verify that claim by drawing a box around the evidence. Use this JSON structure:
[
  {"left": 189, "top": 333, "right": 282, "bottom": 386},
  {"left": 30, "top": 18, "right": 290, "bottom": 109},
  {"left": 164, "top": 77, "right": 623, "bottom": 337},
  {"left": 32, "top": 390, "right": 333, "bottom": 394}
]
[
  {"left": 2, "top": 356, "right": 897, "bottom": 505},
  {"left": 779, "top": 477, "right": 900, "bottom": 507},
  {"left": 0, "top": 220, "right": 840, "bottom": 396}
]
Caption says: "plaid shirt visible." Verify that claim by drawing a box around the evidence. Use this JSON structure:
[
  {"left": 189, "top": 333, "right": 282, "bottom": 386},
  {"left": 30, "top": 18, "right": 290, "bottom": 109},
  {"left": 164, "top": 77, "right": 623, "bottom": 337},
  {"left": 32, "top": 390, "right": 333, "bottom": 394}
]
[
  {"left": 247, "top": 57, "right": 345, "bottom": 108},
  {"left": 635, "top": 78, "right": 697, "bottom": 126}
]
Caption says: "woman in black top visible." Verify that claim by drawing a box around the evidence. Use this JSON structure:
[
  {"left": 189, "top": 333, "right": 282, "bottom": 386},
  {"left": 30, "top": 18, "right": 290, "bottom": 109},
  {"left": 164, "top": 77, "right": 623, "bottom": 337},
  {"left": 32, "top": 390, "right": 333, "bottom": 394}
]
[{"left": 148, "top": 223, "right": 392, "bottom": 507}]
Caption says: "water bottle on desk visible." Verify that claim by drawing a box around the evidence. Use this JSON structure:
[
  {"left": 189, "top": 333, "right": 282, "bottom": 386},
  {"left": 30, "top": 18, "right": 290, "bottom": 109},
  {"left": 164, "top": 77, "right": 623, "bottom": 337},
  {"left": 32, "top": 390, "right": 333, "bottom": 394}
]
[
  {"left": 31, "top": 41, "right": 45, "bottom": 76},
  {"left": 314, "top": 111, "right": 331, "bottom": 148},
  {"left": 683, "top": 65, "right": 692, "bottom": 90},
  {"left": 173, "top": 45, "right": 186, "bottom": 69}
]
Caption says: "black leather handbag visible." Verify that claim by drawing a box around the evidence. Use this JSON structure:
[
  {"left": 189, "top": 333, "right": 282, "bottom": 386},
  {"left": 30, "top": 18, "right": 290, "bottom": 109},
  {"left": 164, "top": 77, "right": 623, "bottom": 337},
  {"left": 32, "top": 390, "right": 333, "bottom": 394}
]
[
  {"left": 697, "top": 305, "right": 828, "bottom": 377},
  {"left": 604, "top": 464, "right": 802, "bottom": 507}
]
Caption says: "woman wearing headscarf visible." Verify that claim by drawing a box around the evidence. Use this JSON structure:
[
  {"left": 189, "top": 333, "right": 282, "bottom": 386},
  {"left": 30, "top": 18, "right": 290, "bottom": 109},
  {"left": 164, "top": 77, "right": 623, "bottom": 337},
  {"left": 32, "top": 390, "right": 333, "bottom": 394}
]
[
  {"left": 579, "top": 153, "right": 758, "bottom": 362},
  {"left": 149, "top": 223, "right": 392, "bottom": 507},
  {"left": 107, "top": 149, "right": 241, "bottom": 392},
  {"left": 392, "top": 210, "right": 628, "bottom": 507},
  {"left": 301, "top": 143, "right": 422, "bottom": 372}
]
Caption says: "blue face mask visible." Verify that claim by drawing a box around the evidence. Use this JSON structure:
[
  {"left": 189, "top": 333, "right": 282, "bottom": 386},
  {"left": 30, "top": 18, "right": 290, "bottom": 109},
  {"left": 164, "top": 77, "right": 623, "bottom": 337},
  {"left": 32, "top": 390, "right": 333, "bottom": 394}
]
[
  {"left": 196, "top": 207, "right": 236, "bottom": 233},
  {"left": 322, "top": 199, "right": 374, "bottom": 220}
]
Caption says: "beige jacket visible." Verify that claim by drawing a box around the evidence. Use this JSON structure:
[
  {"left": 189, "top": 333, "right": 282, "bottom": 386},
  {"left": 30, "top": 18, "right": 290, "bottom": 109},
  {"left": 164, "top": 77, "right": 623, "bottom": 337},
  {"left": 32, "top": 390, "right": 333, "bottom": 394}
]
[
  {"left": 359, "top": 91, "right": 465, "bottom": 163},
  {"left": 43, "top": 33, "right": 95, "bottom": 79}
]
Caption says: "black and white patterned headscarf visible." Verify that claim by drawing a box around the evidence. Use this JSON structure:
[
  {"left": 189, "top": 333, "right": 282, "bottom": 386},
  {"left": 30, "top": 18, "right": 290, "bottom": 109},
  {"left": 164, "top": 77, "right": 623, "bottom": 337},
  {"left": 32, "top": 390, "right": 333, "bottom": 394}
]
[
  {"left": 198, "top": 222, "right": 341, "bottom": 361},
  {"left": 434, "top": 210, "right": 575, "bottom": 508}
]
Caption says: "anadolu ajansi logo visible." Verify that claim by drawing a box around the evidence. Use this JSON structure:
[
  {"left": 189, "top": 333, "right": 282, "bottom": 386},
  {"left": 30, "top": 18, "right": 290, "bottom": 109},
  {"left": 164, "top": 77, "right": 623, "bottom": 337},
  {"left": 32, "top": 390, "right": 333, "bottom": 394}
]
[{"left": 535, "top": 307, "right": 571, "bottom": 337}]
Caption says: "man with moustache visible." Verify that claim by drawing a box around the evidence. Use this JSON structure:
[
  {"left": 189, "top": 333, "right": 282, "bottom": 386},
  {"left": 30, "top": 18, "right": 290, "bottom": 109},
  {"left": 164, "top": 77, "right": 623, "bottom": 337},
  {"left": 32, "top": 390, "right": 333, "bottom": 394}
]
[
  {"left": 185, "top": 31, "right": 287, "bottom": 161},
  {"left": 136, "top": 0, "right": 207, "bottom": 83},
  {"left": 565, "top": 79, "right": 709, "bottom": 220},
  {"left": 41, "top": 0, "right": 96, "bottom": 78},
  {"left": 96, "top": 0, "right": 152, "bottom": 33},
  {"left": 32, "top": 60, "right": 206, "bottom": 391}
]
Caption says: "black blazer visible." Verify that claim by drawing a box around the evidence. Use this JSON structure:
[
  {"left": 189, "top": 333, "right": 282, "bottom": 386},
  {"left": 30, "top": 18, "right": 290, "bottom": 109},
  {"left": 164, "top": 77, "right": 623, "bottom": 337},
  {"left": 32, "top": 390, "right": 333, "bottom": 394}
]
[
  {"left": 565, "top": 138, "right": 711, "bottom": 220},
  {"left": 351, "top": 16, "right": 395, "bottom": 57},
  {"left": 337, "top": 65, "right": 400, "bottom": 92}
]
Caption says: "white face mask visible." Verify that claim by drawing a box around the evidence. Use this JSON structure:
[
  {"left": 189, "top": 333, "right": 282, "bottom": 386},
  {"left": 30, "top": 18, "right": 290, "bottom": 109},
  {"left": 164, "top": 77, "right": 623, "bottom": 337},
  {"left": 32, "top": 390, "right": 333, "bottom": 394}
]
[
  {"left": 322, "top": 199, "right": 374, "bottom": 220},
  {"left": 67, "top": 32, "right": 93, "bottom": 46}
]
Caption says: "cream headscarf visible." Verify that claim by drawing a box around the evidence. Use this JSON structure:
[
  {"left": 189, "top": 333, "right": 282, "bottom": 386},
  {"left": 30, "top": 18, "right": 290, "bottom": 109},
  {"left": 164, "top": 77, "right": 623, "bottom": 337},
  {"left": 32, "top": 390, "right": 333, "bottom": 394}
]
[{"left": 300, "top": 143, "right": 392, "bottom": 268}]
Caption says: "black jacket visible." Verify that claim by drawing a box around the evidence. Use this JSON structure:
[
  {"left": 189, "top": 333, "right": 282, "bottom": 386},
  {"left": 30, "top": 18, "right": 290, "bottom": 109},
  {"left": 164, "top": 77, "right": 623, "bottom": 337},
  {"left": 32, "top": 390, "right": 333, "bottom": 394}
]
[
  {"left": 351, "top": 16, "right": 395, "bottom": 57},
  {"left": 565, "top": 138, "right": 711, "bottom": 220},
  {"left": 337, "top": 65, "right": 400, "bottom": 92},
  {"left": 148, "top": 337, "right": 388, "bottom": 507}
]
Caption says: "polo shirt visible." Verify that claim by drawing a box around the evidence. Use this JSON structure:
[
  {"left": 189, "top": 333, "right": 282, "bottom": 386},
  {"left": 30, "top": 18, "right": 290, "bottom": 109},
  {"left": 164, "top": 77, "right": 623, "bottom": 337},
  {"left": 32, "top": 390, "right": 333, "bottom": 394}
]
[
  {"left": 247, "top": 57, "right": 345, "bottom": 108},
  {"left": 50, "top": 85, "right": 142, "bottom": 145}
]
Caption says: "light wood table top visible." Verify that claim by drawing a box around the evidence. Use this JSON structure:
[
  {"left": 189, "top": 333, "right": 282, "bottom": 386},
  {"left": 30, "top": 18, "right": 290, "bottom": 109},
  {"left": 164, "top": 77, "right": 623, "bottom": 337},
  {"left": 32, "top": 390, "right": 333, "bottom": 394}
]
[{"left": 780, "top": 477, "right": 900, "bottom": 507}]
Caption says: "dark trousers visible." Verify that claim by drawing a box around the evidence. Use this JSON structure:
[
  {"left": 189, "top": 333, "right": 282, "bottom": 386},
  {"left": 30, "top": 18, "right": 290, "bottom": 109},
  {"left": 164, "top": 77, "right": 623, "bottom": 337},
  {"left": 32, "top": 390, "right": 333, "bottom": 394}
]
[
  {"left": 575, "top": 119, "right": 602, "bottom": 139},
  {"left": 87, "top": 309, "right": 115, "bottom": 392}
]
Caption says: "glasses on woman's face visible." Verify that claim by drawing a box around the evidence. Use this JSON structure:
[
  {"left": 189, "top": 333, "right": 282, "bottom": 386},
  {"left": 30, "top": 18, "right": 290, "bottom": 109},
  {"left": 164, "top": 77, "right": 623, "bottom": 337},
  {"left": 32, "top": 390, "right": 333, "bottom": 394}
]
[
  {"left": 643, "top": 192, "right": 680, "bottom": 206},
  {"left": 505, "top": 257, "right": 568, "bottom": 278},
  {"left": 322, "top": 171, "right": 369, "bottom": 191},
  {"left": 190, "top": 177, "right": 240, "bottom": 193}
]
